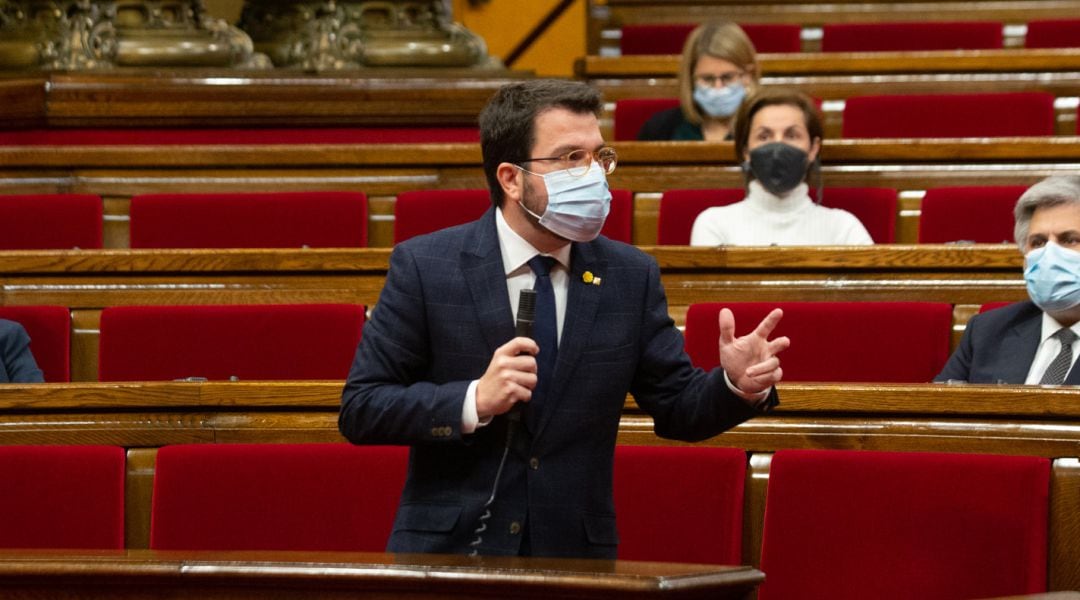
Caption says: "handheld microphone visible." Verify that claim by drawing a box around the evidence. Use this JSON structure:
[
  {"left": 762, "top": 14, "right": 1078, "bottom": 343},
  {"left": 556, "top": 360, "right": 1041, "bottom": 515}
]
[{"left": 508, "top": 288, "right": 537, "bottom": 423}]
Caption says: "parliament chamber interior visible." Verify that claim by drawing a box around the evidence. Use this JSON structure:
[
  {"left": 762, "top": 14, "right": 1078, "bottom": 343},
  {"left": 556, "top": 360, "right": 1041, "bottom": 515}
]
[{"left": 1, "top": 0, "right": 1080, "bottom": 597}]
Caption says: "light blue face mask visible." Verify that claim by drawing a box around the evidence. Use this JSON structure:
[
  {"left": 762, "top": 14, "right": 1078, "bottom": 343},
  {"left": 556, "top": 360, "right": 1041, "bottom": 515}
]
[
  {"left": 693, "top": 82, "right": 747, "bottom": 118},
  {"left": 519, "top": 163, "right": 612, "bottom": 242},
  {"left": 1024, "top": 241, "right": 1080, "bottom": 312}
]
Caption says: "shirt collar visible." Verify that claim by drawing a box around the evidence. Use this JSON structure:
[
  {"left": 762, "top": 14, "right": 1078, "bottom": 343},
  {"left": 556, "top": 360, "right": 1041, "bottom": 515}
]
[
  {"left": 1039, "top": 311, "right": 1080, "bottom": 343},
  {"left": 495, "top": 205, "right": 571, "bottom": 275},
  {"left": 745, "top": 180, "right": 813, "bottom": 214}
]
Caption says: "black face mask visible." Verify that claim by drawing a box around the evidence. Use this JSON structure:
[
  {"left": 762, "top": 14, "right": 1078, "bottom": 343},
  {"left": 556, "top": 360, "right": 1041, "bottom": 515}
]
[{"left": 743, "top": 142, "right": 809, "bottom": 196}]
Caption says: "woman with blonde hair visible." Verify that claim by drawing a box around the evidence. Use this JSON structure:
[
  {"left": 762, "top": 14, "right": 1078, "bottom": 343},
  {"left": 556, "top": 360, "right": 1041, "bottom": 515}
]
[{"left": 637, "top": 20, "right": 760, "bottom": 141}]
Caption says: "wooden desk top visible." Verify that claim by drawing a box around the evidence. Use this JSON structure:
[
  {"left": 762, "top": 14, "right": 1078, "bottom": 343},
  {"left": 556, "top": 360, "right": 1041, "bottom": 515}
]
[{"left": 0, "top": 549, "right": 762, "bottom": 599}]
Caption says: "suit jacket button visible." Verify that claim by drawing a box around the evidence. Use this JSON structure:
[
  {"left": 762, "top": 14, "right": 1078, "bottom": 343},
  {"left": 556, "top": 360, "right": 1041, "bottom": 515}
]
[
  {"left": 529, "top": 457, "right": 540, "bottom": 470},
  {"left": 509, "top": 521, "right": 522, "bottom": 535}
]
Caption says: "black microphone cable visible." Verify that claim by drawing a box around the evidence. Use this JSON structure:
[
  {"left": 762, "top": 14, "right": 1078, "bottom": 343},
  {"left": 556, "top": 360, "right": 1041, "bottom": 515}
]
[{"left": 469, "top": 288, "right": 536, "bottom": 556}]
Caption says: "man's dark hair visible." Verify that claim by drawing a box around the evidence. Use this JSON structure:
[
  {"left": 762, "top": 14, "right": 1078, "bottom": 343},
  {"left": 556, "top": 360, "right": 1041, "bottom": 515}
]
[{"left": 479, "top": 79, "right": 603, "bottom": 207}]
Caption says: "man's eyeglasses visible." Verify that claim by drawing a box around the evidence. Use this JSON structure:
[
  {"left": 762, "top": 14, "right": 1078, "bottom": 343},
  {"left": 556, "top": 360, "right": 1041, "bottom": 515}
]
[
  {"left": 695, "top": 71, "right": 744, "bottom": 88},
  {"left": 518, "top": 147, "right": 618, "bottom": 177}
]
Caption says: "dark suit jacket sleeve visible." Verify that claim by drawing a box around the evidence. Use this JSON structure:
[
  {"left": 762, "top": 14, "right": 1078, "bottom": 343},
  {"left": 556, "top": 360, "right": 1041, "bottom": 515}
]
[
  {"left": 935, "top": 317, "right": 976, "bottom": 382},
  {"left": 628, "top": 257, "right": 774, "bottom": 442},
  {"left": 339, "top": 243, "right": 472, "bottom": 445},
  {"left": 0, "top": 321, "right": 44, "bottom": 383},
  {"left": 636, "top": 107, "right": 683, "bottom": 141}
]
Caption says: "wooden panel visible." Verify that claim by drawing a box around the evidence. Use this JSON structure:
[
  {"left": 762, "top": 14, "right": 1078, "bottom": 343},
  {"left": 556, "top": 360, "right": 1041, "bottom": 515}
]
[
  {"left": 124, "top": 448, "right": 156, "bottom": 550},
  {"left": 0, "top": 549, "right": 763, "bottom": 599},
  {"left": 743, "top": 453, "right": 771, "bottom": 570},
  {"left": 1050, "top": 458, "right": 1080, "bottom": 591}
]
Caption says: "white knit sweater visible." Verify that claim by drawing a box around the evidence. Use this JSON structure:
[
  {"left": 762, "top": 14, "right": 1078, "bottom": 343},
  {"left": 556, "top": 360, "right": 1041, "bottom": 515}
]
[{"left": 689, "top": 181, "right": 874, "bottom": 246}]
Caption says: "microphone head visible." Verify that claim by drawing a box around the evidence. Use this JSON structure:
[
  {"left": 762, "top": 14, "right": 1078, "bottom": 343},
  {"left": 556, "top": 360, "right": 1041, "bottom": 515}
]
[{"left": 516, "top": 288, "right": 537, "bottom": 338}]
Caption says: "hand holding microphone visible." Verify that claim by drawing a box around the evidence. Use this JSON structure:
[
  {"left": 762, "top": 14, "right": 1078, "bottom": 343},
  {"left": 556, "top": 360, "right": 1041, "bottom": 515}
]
[{"left": 475, "top": 289, "right": 539, "bottom": 420}]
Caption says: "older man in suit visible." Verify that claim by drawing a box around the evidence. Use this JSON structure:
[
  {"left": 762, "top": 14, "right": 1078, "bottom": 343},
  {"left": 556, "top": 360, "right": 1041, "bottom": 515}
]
[
  {"left": 340, "top": 79, "right": 788, "bottom": 559},
  {"left": 937, "top": 175, "right": 1080, "bottom": 384}
]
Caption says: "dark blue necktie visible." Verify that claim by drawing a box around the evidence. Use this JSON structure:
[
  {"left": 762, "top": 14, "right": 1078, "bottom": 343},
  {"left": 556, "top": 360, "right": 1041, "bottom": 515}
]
[{"left": 526, "top": 256, "right": 558, "bottom": 428}]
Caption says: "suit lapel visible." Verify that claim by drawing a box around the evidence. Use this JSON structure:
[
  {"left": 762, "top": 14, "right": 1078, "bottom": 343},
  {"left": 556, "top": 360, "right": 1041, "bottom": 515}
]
[
  {"left": 461, "top": 208, "right": 515, "bottom": 355},
  {"left": 997, "top": 310, "right": 1042, "bottom": 384},
  {"left": 534, "top": 240, "right": 606, "bottom": 439}
]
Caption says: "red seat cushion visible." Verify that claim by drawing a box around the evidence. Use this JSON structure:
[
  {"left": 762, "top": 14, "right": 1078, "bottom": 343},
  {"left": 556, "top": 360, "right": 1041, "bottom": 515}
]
[
  {"left": 0, "top": 194, "right": 102, "bottom": 250},
  {"left": 0, "top": 127, "right": 480, "bottom": 145},
  {"left": 822, "top": 21, "right": 1003, "bottom": 52},
  {"left": 98, "top": 303, "right": 364, "bottom": 381},
  {"left": 0, "top": 445, "right": 125, "bottom": 549},
  {"left": 620, "top": 23, "right": 802, "bottom": 54},
  {"left": 843, "top": 92, "right": 1057, "bottom": 138},
  {"left": 151, "top": 443, "right": 408, "bottom": 551},
  {"left": 614, "top": 445, "right": 745, "bottom": 564},
  {"left": 1025, "top": 18, "right": 1080, "bottom": 49},
  {"left": 603, "top": 188, "right": 634, "bottom": 243},
  {"left": 658, "top": 188, "right": 745, "bottom": 245},
  {"left": 129, "top": 191, "right": 367, "bottom": 248},
  {"left": 614, "top": 98, "right": 681, "bottom": 141},
  {"left": 684, "top": 301, "right": 953, "bottom": 382},
  {"left": 758, "top": 449, "right": 1049, "bottom": 599},
  {"left": 0, "top": 306, "right": 71, "bottom": 382},
  {"left": 918, "top": 185, "right": 1027, "bottom": 243}
]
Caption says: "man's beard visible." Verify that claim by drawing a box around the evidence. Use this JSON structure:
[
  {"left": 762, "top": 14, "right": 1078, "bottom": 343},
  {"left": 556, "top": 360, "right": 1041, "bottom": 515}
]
[{"left": 518, "top": 178, "right": 569, "bottom": 242}]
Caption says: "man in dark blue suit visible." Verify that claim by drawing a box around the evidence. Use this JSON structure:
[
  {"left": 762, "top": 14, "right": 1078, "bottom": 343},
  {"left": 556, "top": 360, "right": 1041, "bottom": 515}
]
[
  {"left": 0, "top": 319, "right": 44, "bottom": 383},
  {"left": 937, "top": 175, "right": 1080, "bottom": 384},
  {"left": 340, "top": 79, "right": 788, "bottom": 559}
]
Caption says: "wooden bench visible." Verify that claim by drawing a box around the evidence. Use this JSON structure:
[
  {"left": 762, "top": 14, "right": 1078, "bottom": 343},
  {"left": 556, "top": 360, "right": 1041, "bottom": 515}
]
[
  {"left": 0, "top": 246, "right": 1026, "bottom": 380},
  {"left": 586, "top": 0, "right": 1080, "bottom": 54},
  {"left": 0, "top": 380, "right": 1074, "bottom": 589},
  {"left": 1, "top": 138, "right": 1077, "bottom": 246}
]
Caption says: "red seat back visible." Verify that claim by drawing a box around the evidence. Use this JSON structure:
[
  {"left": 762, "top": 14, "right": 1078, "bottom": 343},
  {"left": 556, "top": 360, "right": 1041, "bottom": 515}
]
[
  {"left": 918, "top": 185, "right": 1027, "bottom": 243},
  {"left": 98, "top": 303, "right": 364, "bottom": 381},
  {"left": 1025, "top": 18, "right": 1080, "bottom": 48},
  {"left": 603, "top": 188, "right": 635, "bottom": 243},
  {"left": 0, "top": 194, "right": 102, "bottom": 250},
  {"left": 620, "top": 23, "right": 802, "bottom": 54},
  {"left": 684, "top": 302, "right": 953, "bottom": 382},
  {"left": 0, "top": 306, "right": 71, "bottom": 382},
  {"left": 842, "top": 92, "right": 1057, "bottom": 138},
  {"left": 614, "top": 445, "right": 746, "bottom": 564},
  {"left": 0, "top": 445, "right": 125, "bottom": 549},
  {"left": 614, "top": 98, "right": 681, "bottom": 141},
  {"left": 822, "top": 21, "right": 1003, "bottom": 52},
  {"left": 816, "top": 187, "right": 898, "bottom": 243},
  {"left": 657, "top": 188, "right": 745, "bottom": 245},
  {"left": 151, "top": 443, "right": 408, "bottom": 551},
  {"left": 129, "top": 191, "right": 368, "bottom": 248},
  {"left": 394, "top": 189, "right": 490, "bottom": 243},
  {"left": 758, "top": 449, "right": 1049, "bottom": 599}
]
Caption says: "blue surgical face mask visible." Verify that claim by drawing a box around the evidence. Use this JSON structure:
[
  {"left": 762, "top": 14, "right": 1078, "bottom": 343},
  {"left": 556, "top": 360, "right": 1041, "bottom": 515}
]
[
  {"left": 519, "top": 163, "right": 611, "bottom": 242},
  {"left": 693, "top": 83, "right": 746, "bottom": 118},
  {"left": 1024, "top": 241, "right": 1080, "bottom": 313}
]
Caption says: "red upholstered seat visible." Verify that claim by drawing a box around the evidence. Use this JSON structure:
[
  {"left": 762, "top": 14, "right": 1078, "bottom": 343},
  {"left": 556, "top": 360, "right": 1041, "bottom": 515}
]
[
  {"left": 1025, "top": 19, "right": 1080, "bottom": 48},
  {"left": 614, "top": 98, "right": 681, "bottom": 141},
  {"left": 658, "top": 187, "right": 896, "bottom": 244},
  {"left": 0, "top": 306, "right": 71, "bottom": 382},
  {"left": 0, "top": 445, "right": 125, "bottom": 549},
  {"left": 394, "top": 188, "right": 633, "bottom": 244},
  {"left": 684, "top": 302, "right": 953, "bottom": 382},
  {"left": 843, "top": 92, "right": 1057, "bottom": 139},
  {"left": 918, "top": 185, "right": 1027, "bottom": 243},
  {"left": 0, "top": 127, "right": 480, "bottom": 145},
  {"left": 657, "top": 188, "right": 745, "bottom": 245},
  {"left": 822, "top": 21, "right": 1003, "bottom": 52},
  {"left": 614, "top": 445, "right": 746, "bottom": 564},
  {"left": 620, "top": 23, "right": 802, "bottom": 54},
  {"left": 0, "top": 194, "right": 102, "bottom": 249},
  {"left": 151, "top": 443, "right": 407, "bottom": 551},
  {"left": 129, "top": 191, "right": 367, "bottom": 248},
  {"left": 842, "top": 92, "right": 1056, "bottom": 138},
  {"left": 98, "top": 303, "right": 364, "bottom": 381},
  {"left": 758, "top": 449, "right": 1049, "bottom": 599}
]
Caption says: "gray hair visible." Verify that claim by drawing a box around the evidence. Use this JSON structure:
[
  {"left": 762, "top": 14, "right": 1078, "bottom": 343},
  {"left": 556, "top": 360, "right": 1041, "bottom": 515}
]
[{"left": 1014, "top": 175, "right": 1080, "bottom": 249}]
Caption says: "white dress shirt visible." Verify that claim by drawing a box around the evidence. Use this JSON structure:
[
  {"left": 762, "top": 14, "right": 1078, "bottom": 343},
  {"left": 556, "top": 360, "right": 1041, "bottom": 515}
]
[{"left": 1024, "top": 312, "right": 1080, "bottom": 384}]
